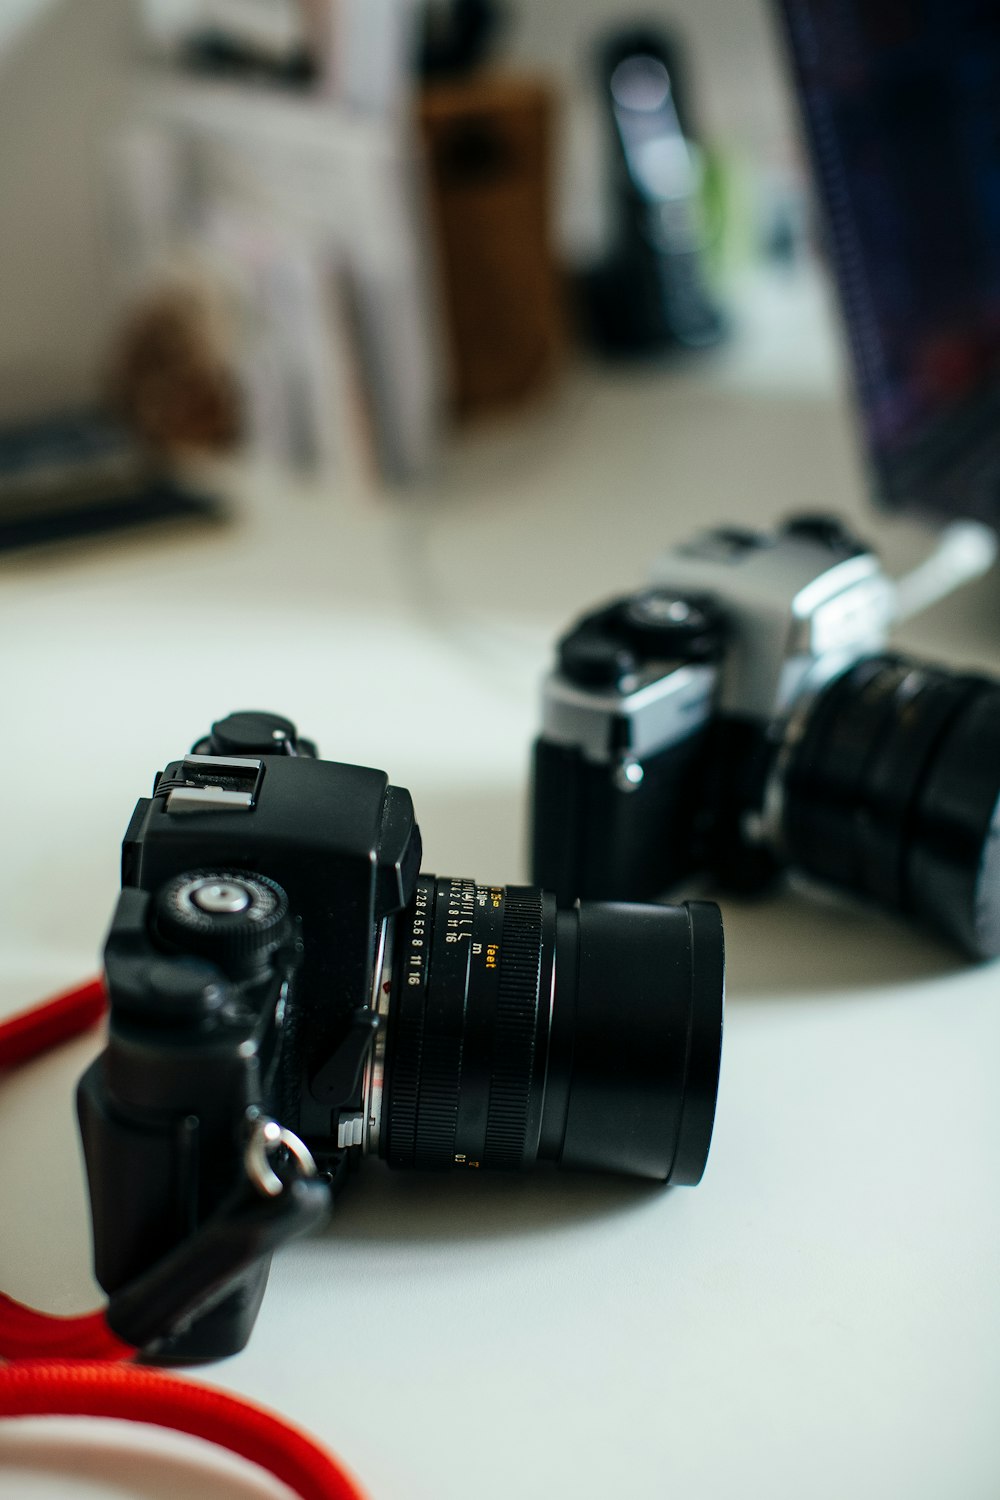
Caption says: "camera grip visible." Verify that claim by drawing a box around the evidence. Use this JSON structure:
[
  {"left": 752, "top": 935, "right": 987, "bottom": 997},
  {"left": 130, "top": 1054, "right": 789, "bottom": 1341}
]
[
  {"left": 77, "top": 1061, "right": 200, "bottom": 1298},
  {"left": 76, "top": 882, "right": 306, "bottom": 1361}
]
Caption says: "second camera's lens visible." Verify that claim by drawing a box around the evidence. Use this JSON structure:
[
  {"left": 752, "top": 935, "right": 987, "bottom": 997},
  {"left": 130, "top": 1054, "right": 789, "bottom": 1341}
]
[
  {"left": 380, "top": 877, "right": 724, "bottom": 1183},
  {"left": 780, "top": 654, "right": 1000, "bottom": 958}
]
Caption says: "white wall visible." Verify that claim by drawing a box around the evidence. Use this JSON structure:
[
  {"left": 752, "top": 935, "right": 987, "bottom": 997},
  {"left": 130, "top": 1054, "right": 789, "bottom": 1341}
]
[
  {"left": 0, "top": 0, "right": 135, "bottom": 419},
  {"left": 0, "top": 0, "right": 56, "bottom": 53}
]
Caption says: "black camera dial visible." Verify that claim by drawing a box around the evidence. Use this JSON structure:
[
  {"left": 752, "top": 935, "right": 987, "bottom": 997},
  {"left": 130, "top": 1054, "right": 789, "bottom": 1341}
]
[
  {"left": 619, "top": 589, "right": 725, "bottom": 659},
  {"left": 559, "top": 590, "right": 725, "bottom": 691},
  {"left": 780, "top": 513, "right": 865, "bottom": 556},
  {"left": 153, "top": 869, "right": 291, "bottom": 977},
  {"left": 194, "top": 711, "right": 317, "bottom": 759},
  {"left": 559, "top": 632, "right": 638, "bottom": 690}
]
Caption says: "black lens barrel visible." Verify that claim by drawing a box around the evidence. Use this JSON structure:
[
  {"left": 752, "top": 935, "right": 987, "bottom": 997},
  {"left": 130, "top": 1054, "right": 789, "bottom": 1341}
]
[
  {"left": 782, "top": 654, "right": 1000, "bottom": 959},
  {"left": 543, "top": 900, "right": 724, "bottom": 1183},
  {"left": 382, "top": 877, "right": 724, "bottom": 1183}
]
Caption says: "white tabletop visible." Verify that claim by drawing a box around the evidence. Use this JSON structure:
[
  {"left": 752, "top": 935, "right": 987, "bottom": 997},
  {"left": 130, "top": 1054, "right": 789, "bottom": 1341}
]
[{"left": 1, "top": 346, "right": 999, "bottom": 1499}]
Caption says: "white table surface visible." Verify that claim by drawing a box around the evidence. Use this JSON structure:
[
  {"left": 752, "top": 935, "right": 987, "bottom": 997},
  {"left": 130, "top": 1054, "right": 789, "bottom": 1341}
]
[{"left": 1, "top": 350, "right": 999, "bottom": 1499}]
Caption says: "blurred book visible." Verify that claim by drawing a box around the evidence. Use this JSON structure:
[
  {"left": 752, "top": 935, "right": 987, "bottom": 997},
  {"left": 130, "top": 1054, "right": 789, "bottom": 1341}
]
[
  {"left": 0, "top": 410, "right": 219, "bottom": 551},
  {"left": 117, "top": 0, "right": 441, "bottom": 486}
]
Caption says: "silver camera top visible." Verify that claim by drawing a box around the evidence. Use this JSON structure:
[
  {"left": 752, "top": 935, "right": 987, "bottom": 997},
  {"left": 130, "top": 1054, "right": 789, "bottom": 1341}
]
[
  {"left": 540, "top": 515, "right": 997, "bottom": 773},
  {"left": 540, "top": 516, "right": 899, "bottom": 772},
  {"left": 651, "top": 518, "right": 896, "bottom": 719},
  {"left": 540, "top": 659, "right": 715, "bottom": 765}
]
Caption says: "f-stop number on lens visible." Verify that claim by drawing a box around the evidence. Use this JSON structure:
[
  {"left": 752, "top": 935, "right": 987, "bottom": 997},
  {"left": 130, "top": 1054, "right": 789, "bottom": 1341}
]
[{"left": 382, "top": 876, "right": 725, "bottom": 1184}]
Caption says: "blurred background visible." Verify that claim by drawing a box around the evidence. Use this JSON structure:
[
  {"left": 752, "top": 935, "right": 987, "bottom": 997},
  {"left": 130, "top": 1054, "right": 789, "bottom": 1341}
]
[
  {"left": 3, "top": 13, "right": 1000, "bottom": 1500},
  {"left": 5, "top": 0, "right": 1000, "bottom": 929},
  {"left": 0, "top": 0, "right": 832, "bottom": 509},
  {"left": 3, "top": 0, "right": 1000, "bottom": 890},
  {"left": 0, "top": 0, "right": 875, "bottom": 915}
]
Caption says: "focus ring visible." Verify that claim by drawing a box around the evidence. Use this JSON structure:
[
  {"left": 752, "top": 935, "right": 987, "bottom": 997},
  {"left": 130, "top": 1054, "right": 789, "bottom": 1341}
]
[
  {"left": 484, "top": 889, "right": 544, "bottom": 1169},
  {"left": 384, "top": 880, "right": 547, "bottom": 1171}
]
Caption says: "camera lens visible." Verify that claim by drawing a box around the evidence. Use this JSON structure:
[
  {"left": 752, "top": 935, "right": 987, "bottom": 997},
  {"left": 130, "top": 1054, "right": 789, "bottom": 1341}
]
[
  {"left": 780, "top": 654, "right": 1000, "bottom": 959},
  {"left": 377, "top": 877, "right": 724, "bottom": 1183}
]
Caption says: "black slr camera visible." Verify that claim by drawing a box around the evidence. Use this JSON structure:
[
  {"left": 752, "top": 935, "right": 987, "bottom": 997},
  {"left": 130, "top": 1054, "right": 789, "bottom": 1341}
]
[
  {"left": 78, "top": 712, "right": 724, "bottom": 1363},
  {"left": 532, "top": 516, "right": 1000, "bottom": 959}
]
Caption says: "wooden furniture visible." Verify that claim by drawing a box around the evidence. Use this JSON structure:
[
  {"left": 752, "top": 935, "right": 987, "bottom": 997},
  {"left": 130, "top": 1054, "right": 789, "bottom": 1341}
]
[{"left": 419, "top": 74, "right": 565, "bottom": 418}]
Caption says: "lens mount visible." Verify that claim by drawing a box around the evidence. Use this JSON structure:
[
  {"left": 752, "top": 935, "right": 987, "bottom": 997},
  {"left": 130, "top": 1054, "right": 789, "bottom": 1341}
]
[{"left": 361, "top": 918, "right": 393, "bottom": 1155}]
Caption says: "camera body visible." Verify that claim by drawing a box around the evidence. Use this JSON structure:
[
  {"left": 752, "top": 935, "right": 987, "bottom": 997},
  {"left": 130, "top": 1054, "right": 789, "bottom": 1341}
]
[
  {"left": 80, "top": 710, "right": 726, "bottom": 1363},
  {"left": 78, "top": 711, "right": 421, "bottom": 1360},
  {"left": 533, "top": 515, "right": 895, "bottom": 904},
  {"left": 534, "top": 512, "right": 1000, "bottom": 958}
]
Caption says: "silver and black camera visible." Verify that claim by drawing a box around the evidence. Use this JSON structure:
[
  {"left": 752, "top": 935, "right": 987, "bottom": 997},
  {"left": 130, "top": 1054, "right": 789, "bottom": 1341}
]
[{"left": 531, "top": 515, "right": 1000, "bottom": 958}]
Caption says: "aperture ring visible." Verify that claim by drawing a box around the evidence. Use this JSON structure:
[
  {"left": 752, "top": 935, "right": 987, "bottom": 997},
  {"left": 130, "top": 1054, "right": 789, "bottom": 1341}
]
[{"left": 383, "top": 877, "right": 434, "bottom": 1167}]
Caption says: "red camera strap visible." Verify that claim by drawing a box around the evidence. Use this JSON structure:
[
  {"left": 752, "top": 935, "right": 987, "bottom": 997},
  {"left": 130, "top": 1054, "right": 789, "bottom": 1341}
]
[{"left": 0, "top": 980, "right": 367, "bottom": 1500}]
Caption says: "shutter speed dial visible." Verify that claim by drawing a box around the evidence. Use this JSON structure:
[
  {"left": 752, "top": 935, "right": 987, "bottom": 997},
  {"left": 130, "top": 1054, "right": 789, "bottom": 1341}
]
[
  {"left": 191, "top": 880, "right": 252, "bottom": 915},
  {"left": 153, "top": 870, "right": 291, "bottom": 977}
]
